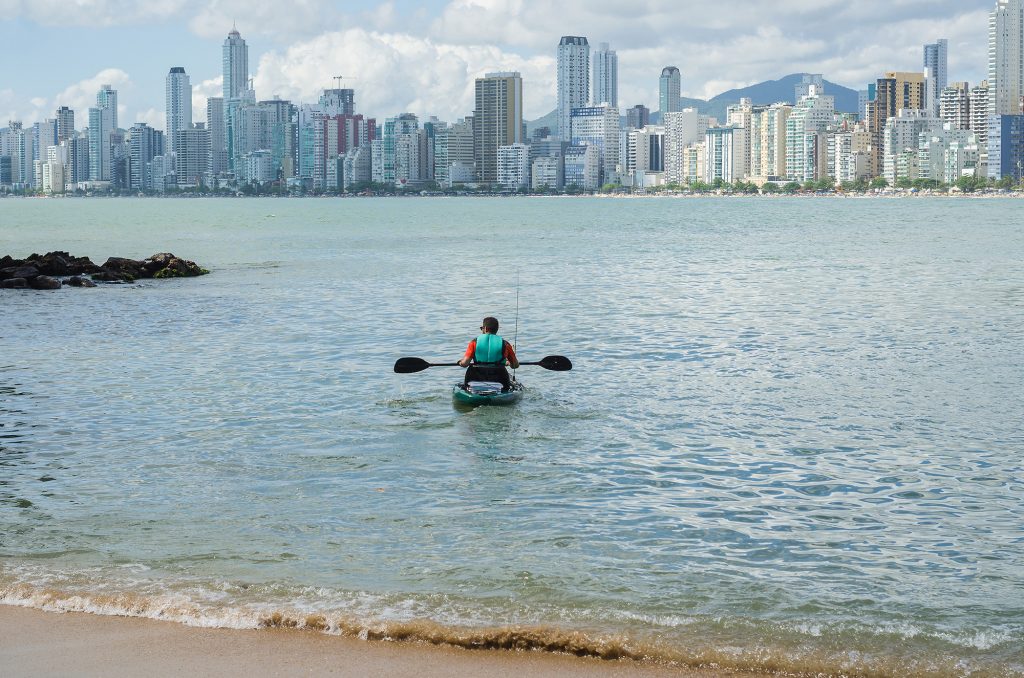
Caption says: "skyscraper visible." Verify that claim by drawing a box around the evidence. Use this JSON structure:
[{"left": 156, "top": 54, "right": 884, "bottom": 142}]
[
  {"left": 924, "top": 39, "right": 949, "bottom": 116},
  {"left": 473, "top": 71, "right": 524, "bottom": 182},
  {"left": 207, "top": 97, "right": 227, "bottom": 178},
  {"left": 56, "top": 106, "right": 74, "bottom": 142},
  {"left": 592, "top": 42, "right": 617, "bottom": 107},
  {"left": 557, "top": 36, "right": 590, "bottom": 141},
  {"left": 223, "top": 27, "right": 249, "bottom": 101},
  {"left": 989, "top": 0, "right": 1024, "bottom": 116},
  {"left": 659, "top": 67, "right": 681, "bottom": 115},
  {"left": 166, "top": 67, "right": 192, "bottom": 155},
  {"left": 89, "top": 84, "right": 118, "bottom": 181}
]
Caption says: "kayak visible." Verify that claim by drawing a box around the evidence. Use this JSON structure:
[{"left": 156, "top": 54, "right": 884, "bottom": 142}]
[{"left": 452, "top": 380, "right": 524, "bottom": 407}]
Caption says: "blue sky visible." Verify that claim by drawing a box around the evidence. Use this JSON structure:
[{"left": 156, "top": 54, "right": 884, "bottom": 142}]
[{"left": 0, "top": 0, "right": 994, "bottom": 129}]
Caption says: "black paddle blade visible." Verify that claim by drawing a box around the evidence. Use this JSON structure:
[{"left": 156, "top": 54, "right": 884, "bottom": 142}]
[
  {"left": 537, "top": 355, "right": 572, "bottom": 371},
  {"left": 394, "top": 357, "right": 432, "bottom": 373}
]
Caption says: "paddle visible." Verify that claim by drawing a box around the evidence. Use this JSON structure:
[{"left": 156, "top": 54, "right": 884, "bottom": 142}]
[{"left": 394, "top": 355, "right": 572, "bottom": 374}]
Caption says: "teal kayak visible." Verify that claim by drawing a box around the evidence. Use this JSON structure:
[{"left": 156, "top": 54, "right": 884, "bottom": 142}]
[{"left": 452, "top": 380, "right": 524, "bottom": 407}]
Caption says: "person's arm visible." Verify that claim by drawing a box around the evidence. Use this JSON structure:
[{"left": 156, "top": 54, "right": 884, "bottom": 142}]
[
  {"left": 458, "top": 340, "right": 476, "bottom": 367},
  {"left": 504, "top": 341, "right": 519, "bottom": 369}
]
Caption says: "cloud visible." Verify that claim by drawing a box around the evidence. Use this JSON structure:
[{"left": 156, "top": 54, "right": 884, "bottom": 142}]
[
  {"left": 0, "top": 0, "right": 185, "bottom": 26},
  {"left": 192, "top": 76, "right": 224, "bottom": 124},
  {"left": 54, "top": 69, "right": 134, "bottom": 118},
  {"left": 253, "top": 29, "right": 556, "bottom": 121},
  {"left": 136, "top": 107, "right": 166, "bottom": 130},
  {"left": 187, "top": 0, "right": 338, "bottom": 41}
]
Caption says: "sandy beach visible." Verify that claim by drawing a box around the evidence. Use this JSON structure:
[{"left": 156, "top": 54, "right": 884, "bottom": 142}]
[{"left": 0, "top": 605, "right": 758, "bottom": 678}]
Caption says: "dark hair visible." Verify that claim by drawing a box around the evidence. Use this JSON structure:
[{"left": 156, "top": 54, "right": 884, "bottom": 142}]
[{"left": 481, "top": 316, "right": 499, "bottom": 333}]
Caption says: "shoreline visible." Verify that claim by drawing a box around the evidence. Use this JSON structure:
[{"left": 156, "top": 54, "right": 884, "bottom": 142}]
[{"left": 0, "top": 604, "right": 749, "bottom": 678}]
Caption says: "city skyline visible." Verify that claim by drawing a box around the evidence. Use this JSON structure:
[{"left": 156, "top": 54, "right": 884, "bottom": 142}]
[{"left": 0, "top": 1, "right": 996, "bottom": 127}]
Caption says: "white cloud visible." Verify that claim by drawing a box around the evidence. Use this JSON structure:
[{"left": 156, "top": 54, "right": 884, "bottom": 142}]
[
  {"left": 192, "top": 76, "right": 223, "bottom": 124},
  {"left": 136, "top": 107, "right": 166, "bottom": 130},
  {"left": 187, "top": 0, "right": 338, "bottom": 41},
  {"left": 1, "top": 0, "right": 185, "bottom": 26},
  {"left": 54, "top": 69, "right": 133, "bottom": 119},
  {"left": 253, "top": 29, "right": 556, "bottom": 121}
]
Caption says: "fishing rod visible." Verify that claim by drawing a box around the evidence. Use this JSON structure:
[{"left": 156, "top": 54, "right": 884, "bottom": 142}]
[{"left": 513, "top": 269, "right": 520, "bottom": 379}]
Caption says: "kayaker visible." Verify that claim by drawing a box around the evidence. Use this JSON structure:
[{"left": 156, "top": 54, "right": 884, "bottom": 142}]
[{"left": 458, "top": 317, "right": 519, "bottom": 390}]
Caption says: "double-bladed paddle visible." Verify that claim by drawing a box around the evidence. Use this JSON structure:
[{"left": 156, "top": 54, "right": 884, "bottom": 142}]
[{"left": 394, "top": 355, "right": 572, "bottom": 374}]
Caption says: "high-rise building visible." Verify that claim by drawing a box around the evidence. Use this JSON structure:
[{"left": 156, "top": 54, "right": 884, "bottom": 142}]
[
  {"left": 704, "top": 126, "right": 746, "bottom": 183},
  {"left": 56, "top": 106, "right": 74, "bottom": 142},
  {"left": 626, "top": 105, "right": 650, "bottom": 130},
  {"left": 223, "top": 27, "right": 248, "bottom": 100},
  {"left": 924, "top": 39, "right": 949, "bottom": 116},
  {"left": 570, "top": 103, "right": 620, "bottom": 184},
  {"left": 497, "top": 143, "right": 530, "bottom": 190},
  {"left": 89, "top": 84, "right": 118, "bottom": 181},
  {"left": 786, "top": 87, "right": 836, "bottom": 182},
  {"left": 592, "top": 42, "right": 617, "bottom": 107},
  {"left": 557, "top": 36, "right": 590, "bottom": 141},
  {"left": 988, "top": 0, "right": 1024, "bottom": 116},
  {"left": 319, "top": 89, "right": 355, "bottom": 116},
  {"left": 726, "top": 98, "right": 753, "bottom": 179},
  {"left": 128, "top": 123, "right": 165, "bottom": 191},
  {"left": 795, "top": 74, "right": 824, "bottom": 102},
  {"left": 987, "top": 114, "right": 1024, "bottom": 179},
  {"left": 659, "top": 67, "right": 681, "bottom": 115},
  {"left": 749, "top": 103, "right": 792, "bottom": 183},
  {"left": 175, "top": 125, "right": 211, "bottom": 186},
  {"left": 473, "top": 71, "right": 524, "bottom": 182},
  {"left": 881, "top": 109, "right": 943, "bottom": 183},
  {"left": 663, "top": 109, "right": 710, "bottom": 185},
  {"left": 870, "top": 72, "right": 927, "bottom": 174},
  {"left": 940, "top": 82, "right": 971, "bottom": 130},
  {"left": 971, "top": 81, "right": 992, "bottom": 147},
  {"left": 433, "top": 118, "right": 474, "bottom": 186},
  {"left": 207, "top": 97, "right": 228, "bottom": 178},
  {"left": 166, "top": 67, "right": 192, "bottom": 155}
]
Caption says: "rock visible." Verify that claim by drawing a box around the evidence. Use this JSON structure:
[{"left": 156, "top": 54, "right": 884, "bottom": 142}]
[
  {"left": 0, "top": 255, "right": 15, "bottom": 269},
  {"left": 28, "top": 251, "right": 102, "bottom": 276},
  {"left": 90, "top": 271, "right": 127, "bottom": 282},
  {"left": 148, "top": 253, "right": 209, "bottom": 278},
  {"left": 99, "top": 257, "right": 144, "bottom": 281},
  {"left": 1, "top": 265, "right": 39, "bottom": 280},
  {"left": 67, "top": 275, "right": 98, "bottom": 288},
  {"left": 29, "top": 275, "right": 62, "bottom": 290},
  {"left": 1, "top": 277, "right": 27, "bottom": 289}
]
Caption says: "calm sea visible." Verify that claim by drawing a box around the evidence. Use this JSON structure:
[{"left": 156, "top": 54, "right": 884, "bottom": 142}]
[{"left": 1, "top": 197, "right": 1022, "bottom": 676}]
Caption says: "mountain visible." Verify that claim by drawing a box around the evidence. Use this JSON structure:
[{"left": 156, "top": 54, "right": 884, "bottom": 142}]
[{"left": 526, "top": 73, "right": 859, "bottom": 133}]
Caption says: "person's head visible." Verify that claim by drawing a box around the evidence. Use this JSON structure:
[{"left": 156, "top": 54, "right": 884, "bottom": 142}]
[{"left": 480, "top": 317, "right": 499, "bottom": 334}]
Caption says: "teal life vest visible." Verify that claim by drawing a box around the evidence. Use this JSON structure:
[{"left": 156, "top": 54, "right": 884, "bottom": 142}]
[{"left": 473, "top": 333, "right": 506, "bottom": 365}]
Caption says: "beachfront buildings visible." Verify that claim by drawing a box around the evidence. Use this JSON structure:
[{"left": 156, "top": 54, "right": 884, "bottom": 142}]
[
  {"left": 557, "top": 36, "right": 590, "bottom": 141},
  {"left": 497, "top": 143, "right": 530, "bottom": 190}
]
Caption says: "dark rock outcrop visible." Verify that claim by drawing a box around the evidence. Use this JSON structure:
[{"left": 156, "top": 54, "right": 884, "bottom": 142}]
[
  {"left": 29, "top": 275, "right": 62, "bottom": 290},
  {"left": 1, "top": 251, "right": 208, "bottom": 290},
  {"left": 67, "top": 275, "right": 98, "bottom": 288},
  {"left": 1, "top": 278, "right": 28, "bottom": 289}
]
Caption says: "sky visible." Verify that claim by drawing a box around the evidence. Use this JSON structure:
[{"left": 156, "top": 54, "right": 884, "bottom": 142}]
[{"left": 0, "top": 0, "right": 996, "bottom": 130}]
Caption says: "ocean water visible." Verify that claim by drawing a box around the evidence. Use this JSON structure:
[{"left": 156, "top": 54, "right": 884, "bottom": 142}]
[{"left": 1, "top": 196, "right": 1022, "bottom": 677}]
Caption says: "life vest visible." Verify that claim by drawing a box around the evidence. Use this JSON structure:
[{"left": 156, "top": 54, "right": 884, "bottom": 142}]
[{"left": 473, "top": 333, "right": 506, "bottom": 365}]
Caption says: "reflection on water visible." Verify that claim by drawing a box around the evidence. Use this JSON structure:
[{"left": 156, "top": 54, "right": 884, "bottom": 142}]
[{"left": 1, "top": 197, "right": 1023, "bottom": 676}]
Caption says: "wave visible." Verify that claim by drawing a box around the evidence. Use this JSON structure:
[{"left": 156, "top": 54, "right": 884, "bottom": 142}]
[{"left": 2, "top": 578, "right": 1021, "bottom": 678}]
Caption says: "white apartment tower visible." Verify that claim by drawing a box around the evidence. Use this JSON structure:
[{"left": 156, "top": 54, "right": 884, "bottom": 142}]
[
  {"left": 592, "top": 42, "right": 618, "bottom": 107},
  {"left": 989, "top": 0, "right": 1024, "bottom": 115},
  {"left": 557, "top": 36, "right": 590, "bottom": 141},
  {"left": 166, "top": 67, "right": 192, "bottom": 155}
]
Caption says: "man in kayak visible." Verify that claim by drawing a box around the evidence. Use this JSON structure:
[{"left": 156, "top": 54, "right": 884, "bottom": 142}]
[{"left": 458, "top": 316, "right": 520, "bottom": 390}]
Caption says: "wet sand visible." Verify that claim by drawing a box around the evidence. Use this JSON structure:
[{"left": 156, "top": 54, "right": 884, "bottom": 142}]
[{"left": 0, "top": 605, "right": 757, "bottom": 678}]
